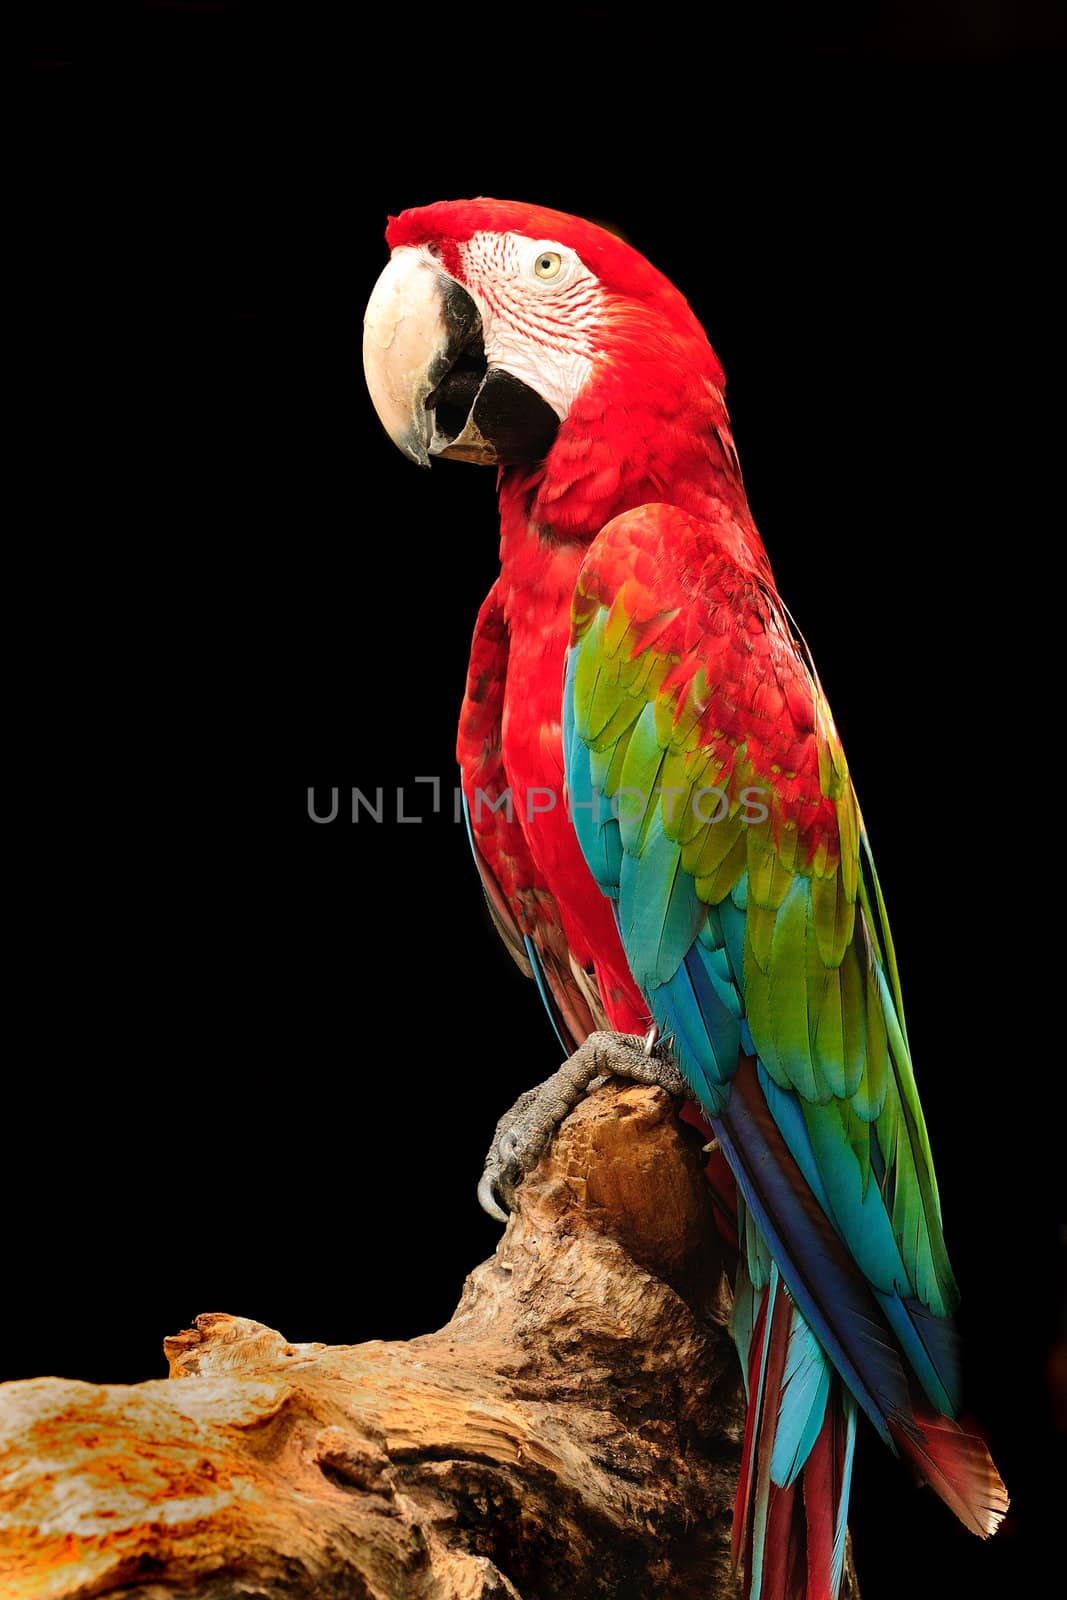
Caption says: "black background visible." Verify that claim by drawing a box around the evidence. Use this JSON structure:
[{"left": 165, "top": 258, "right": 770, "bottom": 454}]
[{"left": 21, "top": 4, "right": 1063, "bottom": 1596}]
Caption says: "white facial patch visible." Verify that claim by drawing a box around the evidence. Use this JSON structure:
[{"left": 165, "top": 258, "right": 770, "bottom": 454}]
[{"left": 457, "top": 231, "right": 605, "bottom": 421}]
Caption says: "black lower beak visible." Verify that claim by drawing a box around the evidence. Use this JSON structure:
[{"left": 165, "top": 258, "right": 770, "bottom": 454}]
[{"left": 433, "top": 364, "right": 560, "bottom": 466}]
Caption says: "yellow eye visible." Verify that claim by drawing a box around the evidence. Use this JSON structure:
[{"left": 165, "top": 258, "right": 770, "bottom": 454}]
[{"left": 534, "top": 251, "right": 562, "bottom": 280}]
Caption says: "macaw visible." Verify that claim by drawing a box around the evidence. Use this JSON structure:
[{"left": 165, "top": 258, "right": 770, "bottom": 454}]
[{"left": 362, "top": 198, "right": 1007, "bottom": 1598}]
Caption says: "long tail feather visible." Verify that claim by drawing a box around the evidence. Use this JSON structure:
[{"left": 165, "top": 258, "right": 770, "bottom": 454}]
[
  {"left": 888, "top": 1408, "right": 1009, "bottom": 1538},
  {"left": 801, "top": 1414, "right": 834, "bottom": 1599},
  {"left": 802, "top": 1382, "right": 857, "bottom": 1597},
  {"left": 719, "top": 1058, "right": 1008, "bottom": 1532},
  {"left": 830, "top": 1397, "right": 856, "bottom": 1595},
  {"left": 717, "top": 1059, "right": 912, "bottom": 1446},
  {"left": 734, "top": 1265, "right": 857, "bottom": 1600}
]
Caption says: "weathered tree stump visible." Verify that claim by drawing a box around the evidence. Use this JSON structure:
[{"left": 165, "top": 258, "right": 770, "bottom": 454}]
[{"left": 0, "top": 1082, "right": 781, "bottom": 1598}]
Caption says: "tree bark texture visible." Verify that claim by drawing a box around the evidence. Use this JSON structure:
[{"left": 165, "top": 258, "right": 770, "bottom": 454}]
[{"left": 0, "top": 1082, "right": 820, "bottom": 1599}]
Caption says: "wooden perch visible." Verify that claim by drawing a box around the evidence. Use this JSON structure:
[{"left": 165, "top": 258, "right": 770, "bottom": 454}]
[{"left": 0, "top": 1081, "right": 856, "bottom": 1598}]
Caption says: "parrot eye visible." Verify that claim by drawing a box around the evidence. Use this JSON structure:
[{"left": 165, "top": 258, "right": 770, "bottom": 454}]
[{"left": 534, "top": 251, "right": 563, "bottom": 280}]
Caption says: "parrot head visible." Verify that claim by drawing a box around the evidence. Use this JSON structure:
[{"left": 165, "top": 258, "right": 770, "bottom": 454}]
[{"left": 362, "top": 198, "right": 724, "bottom": 471}]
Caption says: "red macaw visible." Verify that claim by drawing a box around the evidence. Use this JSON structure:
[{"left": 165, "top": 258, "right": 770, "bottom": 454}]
[{"left": 362, "top": 198, "right": 1007, "bottom": 1598}]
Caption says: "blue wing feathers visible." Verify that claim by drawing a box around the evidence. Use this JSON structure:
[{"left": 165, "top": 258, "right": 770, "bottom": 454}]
[
  {"left": 565, "top": 574, "right": 965, "bottom": 1503},
  {"left": 619, "top": 813, "right": 705, "bottom": 988},
  {"left": 522, "top": 934, "right": 570, "bottom": 1059}
]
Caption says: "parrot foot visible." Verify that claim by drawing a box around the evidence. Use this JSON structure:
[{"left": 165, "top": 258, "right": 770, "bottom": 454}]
[{"left": 477, "top": 1028, "right": 686, "bottom": 1221}]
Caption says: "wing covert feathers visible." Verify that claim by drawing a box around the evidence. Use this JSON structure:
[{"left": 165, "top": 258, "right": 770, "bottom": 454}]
[{"left": 563, "top": 501, "right": 1007, "bottom": 1549}]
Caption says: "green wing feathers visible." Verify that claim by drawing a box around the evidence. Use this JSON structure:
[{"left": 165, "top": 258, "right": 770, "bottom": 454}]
[{"left": 565, "top": 502, "right": 958, "bottom": 1326}]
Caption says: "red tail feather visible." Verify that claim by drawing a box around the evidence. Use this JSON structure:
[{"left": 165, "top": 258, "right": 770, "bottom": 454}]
[
  {"left": 760, "top": 1477, "right": 800, "bottom": 1600},
  {"left": 733, "top": 1289, "right": 770, "bottom": 1569},
  {"left": 888, "top": 1406, "right": 1009, "bottom": 1539},
  {"left": 801, "top": 1405, "right": 836, "bottom": 1597},
  {"left": 735, "top": 1283, "right": 854, "bottom": 1600},
  {"left": 750, "top": 1289, "right": 793, "bottom": 1596}
]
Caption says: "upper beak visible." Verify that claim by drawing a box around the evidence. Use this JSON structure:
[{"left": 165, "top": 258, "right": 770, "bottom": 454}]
[
  {"left": 362, "top": 247, "right": 559, "bottom": 469},
  {"left": 362, "top": 248, "right": 481, "bottom": 466}
]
